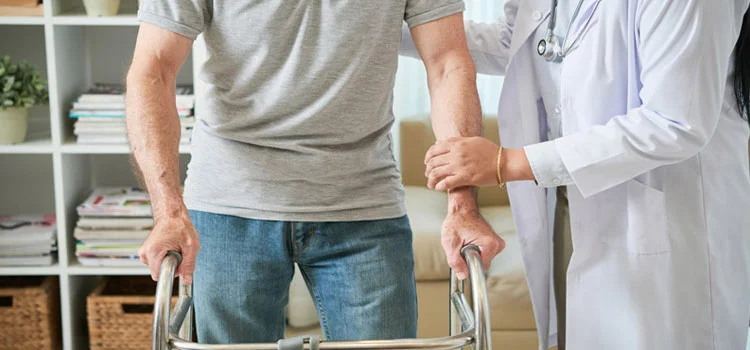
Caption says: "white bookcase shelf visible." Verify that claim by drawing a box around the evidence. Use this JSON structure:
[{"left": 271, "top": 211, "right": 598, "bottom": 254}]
[
  {"left": 67, "top": 262, "right": 149, "bottom": 276},
  {"left": 0, "top": 16, "right": 45, "bottom": 25},
  {"left": 0, "top": 1, "right": 203, "bottom": 348},
  {"left": 0, "top": 138, "right": 54, "bottom": 154},
  {"left": 60, "top": 140, "right": 193, "bottom": 154},
  {"left": 0, "top": 265, "right": 61, "bottom": 275},
  {"left": 52, "top": 0, "right": 139, "bottom": 25},
  {"left": 51, "top": 14, "right": 138, "bottom": 26}
]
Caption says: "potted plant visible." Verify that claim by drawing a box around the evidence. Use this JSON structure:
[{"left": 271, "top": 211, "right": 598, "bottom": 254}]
[
  {"left": 82, "top": 0, "right": 121, "bottom": 17},
  {"left": 0, "top": 56, "right": 49, "bottom": 145}
]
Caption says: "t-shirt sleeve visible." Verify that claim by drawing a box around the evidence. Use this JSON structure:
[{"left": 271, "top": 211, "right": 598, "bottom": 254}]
[
  {"left": 404, "top": 0, "right": 465, "bottom": 28},
  {"left": 137, "top": 0, "right": 211, "bottom": 40}
]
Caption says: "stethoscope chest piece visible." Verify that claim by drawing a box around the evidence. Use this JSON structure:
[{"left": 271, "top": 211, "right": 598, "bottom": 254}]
[
  {"left": 538, "top": 34, "right": 562, "bottom": 63},
  {"left": 537, "top": 39, "right": 548, "bottom": 56}
]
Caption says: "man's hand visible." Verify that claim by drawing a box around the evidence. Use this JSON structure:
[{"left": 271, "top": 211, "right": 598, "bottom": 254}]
[
  {"left": 138, "top": 210, "right": 199, "bottom": 285},
  {"left": 425, "top": 137, "right": 500, "bottom": 190},
  {"left": 442, "top": 208, "right": 505, "bottom": 280}
]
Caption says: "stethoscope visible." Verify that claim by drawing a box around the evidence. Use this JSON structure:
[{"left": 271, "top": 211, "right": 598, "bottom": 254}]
[{"left": 537, "top": 0, "right": 603, "bottom": 62}]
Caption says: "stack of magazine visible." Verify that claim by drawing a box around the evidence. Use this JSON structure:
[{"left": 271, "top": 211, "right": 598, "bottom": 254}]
[
  {"left": 0, "top": 214, "right": 57, "bottom": 266},
  {"left": 74, "top": 187, "right": 153, "bottom": 267},
  {"left": 70, "top": 83, "right": 195, "bottom": 144}
]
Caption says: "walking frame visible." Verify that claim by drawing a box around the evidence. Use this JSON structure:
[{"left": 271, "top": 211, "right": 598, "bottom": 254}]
[{"left": 152, "top": 245, "right": 492, "bottom": 350}]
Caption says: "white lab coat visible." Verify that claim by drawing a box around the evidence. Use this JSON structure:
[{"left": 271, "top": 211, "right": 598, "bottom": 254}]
[{"left": 402, "top": 0, "right": 750, "bottom": 349}]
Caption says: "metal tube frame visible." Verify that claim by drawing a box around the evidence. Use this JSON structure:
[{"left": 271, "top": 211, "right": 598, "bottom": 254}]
[{"left": 153, "top": 245, "right": 491, "bottom": 350}]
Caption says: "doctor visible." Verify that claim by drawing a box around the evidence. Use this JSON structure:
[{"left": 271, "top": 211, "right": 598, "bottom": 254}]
[{"left": 402, "top": 0, "right": 750, "bottom": 349}]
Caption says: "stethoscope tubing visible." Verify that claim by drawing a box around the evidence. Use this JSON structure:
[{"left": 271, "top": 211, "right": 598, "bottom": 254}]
[{"left": 540, "top": 0, "right": 603, "bottom": 62}]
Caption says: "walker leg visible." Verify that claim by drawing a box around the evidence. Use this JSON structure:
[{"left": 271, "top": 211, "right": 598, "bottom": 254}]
[
  {"left": 449, "top": 270, "right": 464, "bottom": 336},
  {"left": 178, "top": 282, "right": 193, "bottom": 341}
]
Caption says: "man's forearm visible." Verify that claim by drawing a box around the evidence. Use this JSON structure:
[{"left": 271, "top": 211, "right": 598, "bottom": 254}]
[
  {"left": 427, "top": 52, "right": 483, "bottom": 212},
  {"left": 126, "top": 69, "right": 185, "bottom": 221}
]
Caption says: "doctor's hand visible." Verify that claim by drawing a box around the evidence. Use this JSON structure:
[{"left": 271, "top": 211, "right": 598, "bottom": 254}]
[
  {"left": 442, "top": 205, "right": 505, "bottom": 280},
  {"left": 426, "top": 137, "right": 535, "bottom": 190},
  {"left": 425, "top": 137, "right": 500, "bottom": 190}
]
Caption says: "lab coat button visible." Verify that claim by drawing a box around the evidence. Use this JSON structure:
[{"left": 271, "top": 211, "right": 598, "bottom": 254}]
[
  {"left": 552, "top": 178, "right": 562, "bottom": 185},
  {"left": 532, "top": 11, "right": 543, "bottom": 21},
  {"left": 554, "top": 106, "right": 561, "bottom": 115}
]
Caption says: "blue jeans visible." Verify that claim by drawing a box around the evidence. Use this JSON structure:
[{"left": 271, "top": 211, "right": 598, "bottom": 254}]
[{"left": 189, "top": 210, "right": 418, "bottom": 344}]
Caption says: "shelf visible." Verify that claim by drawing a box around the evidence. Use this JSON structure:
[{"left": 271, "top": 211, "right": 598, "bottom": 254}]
[
  {"left": 61, "top": 139, "right": 192, "bottom": 154},
  {"left": 0, "top": 264, "right": 60, "bottom": 276},
  {"left": 0, "top": 16, "right": 45, "bottom": 25},
  {"left": 52, "top": 5, "right": 138, "bottom": 26},
  {"left": 0, "top": 137, "right": 54, "bottom": 154},
  {"left": 0, "top": 10, "right": 195, "bottom": 350},
  {"left": 67, "top": 262, "right": 149, "bottom": 275}
]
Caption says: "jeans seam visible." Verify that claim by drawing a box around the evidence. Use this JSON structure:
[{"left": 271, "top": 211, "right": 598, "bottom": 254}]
[
  {"left": 290, "top": 222, "right": 298, "bottom": 259},
  {"left": 299, "top": 264, "right": 330, "bottom": 339},
  {"left": 295, "top": 224, "right": 319, "bottom": 255}
]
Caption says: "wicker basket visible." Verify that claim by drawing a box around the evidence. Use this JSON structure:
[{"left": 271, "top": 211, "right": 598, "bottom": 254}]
[
  {"left": 87, "top": 276, "right": 178, "bottom": 350},
  {"left": 0, "top": 276, "right": 61, "bottom": 350}
]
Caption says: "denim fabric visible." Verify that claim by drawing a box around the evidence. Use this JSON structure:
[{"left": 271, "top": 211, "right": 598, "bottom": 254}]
[{"left": 189, "top": 211, "right": 417, "bottom": 344}]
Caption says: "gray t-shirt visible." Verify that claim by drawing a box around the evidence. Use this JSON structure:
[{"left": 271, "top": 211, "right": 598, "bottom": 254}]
[{"left": 137, "top": 0, "right": 464, "bottom": 222}]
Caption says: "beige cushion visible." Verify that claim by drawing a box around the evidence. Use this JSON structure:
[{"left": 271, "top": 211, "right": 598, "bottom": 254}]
[
  {"left": 478, "top": 206, "right": 517, "bottom": 236},
  {"left": 414, "top": 280, "right": 452, "bottom": 339},
  {"left": 486, "top": 237, "right": 537, "bottom": 330},
  {"left": 287, "top": 265, "right": 319, "bottom": 329},
  {"left": 405, "top": 187, "right": 449, "bottom": 281},
  {"left": 481, "top": 207, "right": 536, "bottom": 330},
  {"left": 491, "top": 330, "right": 539, "bottom": 350}
]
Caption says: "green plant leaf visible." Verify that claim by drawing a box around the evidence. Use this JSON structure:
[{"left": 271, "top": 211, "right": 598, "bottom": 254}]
[
  {"left": 0, "top": 56, "right": 48, "bottom": 108},
  {"left": 3, "top": 77, "right": 14, "bottom": 93}
]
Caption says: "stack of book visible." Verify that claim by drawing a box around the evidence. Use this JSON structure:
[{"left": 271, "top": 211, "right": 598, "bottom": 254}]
[
  {"left": 0, "top": 214, "right": 57, "bottom": 266},
  {"left": 70, "top": 83, "right": 195, "bottom": 144},
  {"left": 74, "top": 187, "right": 153, "bottom": 267},
  {"left": 0, "top": 0, "right": 44, "bottom": 16}
]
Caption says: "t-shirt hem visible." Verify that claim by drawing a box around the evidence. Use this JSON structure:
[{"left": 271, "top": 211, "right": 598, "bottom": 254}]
[
  {"left": 137, "top": 10, "right": 201, "bottom": 40},
  {"left": 405, "top": 2, "right": 465, "bottom": 28},
  {"left": 184, "top": 198, "right": 408, "bottom": 222}
]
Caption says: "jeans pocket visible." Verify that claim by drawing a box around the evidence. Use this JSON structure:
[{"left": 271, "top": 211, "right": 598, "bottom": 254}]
[{"left": 626, "top": 179, "right": 671, "bottom": 255}]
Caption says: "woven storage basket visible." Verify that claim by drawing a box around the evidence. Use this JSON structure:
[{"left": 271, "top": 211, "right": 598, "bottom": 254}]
[
  {"left": 87, "top": 276, "right": 177, "bottom": 350},
  {"left": 0, "top": 276, "right": 61, "bottom": 350}
]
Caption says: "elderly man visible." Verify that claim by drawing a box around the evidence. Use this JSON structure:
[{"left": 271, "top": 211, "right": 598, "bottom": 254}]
[{"left": 126, "top": 0, "right": 504, "bottom": 344}]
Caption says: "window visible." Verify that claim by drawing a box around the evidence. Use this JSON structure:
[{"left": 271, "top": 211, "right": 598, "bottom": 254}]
[
  {"left": 394, "top": 0, "right": 506, "bottom": 119},
  {"left": 392, "top": 0, "right": 506, "bottom": 162}
]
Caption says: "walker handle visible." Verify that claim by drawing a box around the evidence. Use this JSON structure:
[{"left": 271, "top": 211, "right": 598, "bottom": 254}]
[
  {"left": 153, "top": 251, "right": 190, "bottom": 350},
  {"left": 153, "top": 245, "right": 492, "bottom": 350}
]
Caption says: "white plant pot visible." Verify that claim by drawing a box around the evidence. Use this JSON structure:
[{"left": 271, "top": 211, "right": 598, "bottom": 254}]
[
  {"left": 82, "top": 0, "right": 121, "bottom": 17},
  {"left": 0, "top": 107, "right": 29, "bottom": 145}
]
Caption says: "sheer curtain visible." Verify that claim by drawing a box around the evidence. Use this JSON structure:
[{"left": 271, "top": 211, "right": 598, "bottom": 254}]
[{"left": 392, "top": 0, "right": 506, "bottom": 161}]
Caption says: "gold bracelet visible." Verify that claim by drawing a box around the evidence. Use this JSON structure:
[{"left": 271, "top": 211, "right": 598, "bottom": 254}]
[{"left": 497, "top": 146, "right": 505, "bottom": 188}]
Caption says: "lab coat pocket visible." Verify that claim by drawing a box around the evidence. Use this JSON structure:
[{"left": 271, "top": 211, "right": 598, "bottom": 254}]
[{"left": 625, "top": 179, "right": 671, "bottom": 255}]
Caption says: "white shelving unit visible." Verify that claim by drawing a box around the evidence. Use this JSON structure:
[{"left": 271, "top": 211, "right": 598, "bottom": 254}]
[{"left": 0, "top": 1, "right": 202, "bottom": 348}]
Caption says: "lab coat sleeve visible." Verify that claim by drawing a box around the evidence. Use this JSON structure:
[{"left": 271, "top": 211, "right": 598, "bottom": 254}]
[
  {"left": 398, "top": 0, "right": 520, "bottom": 76},
  {"left": 525, "top": 141, "right": 575, "bottom": 187},
  {"left": 552, "top": 0, "right": 743, "bottom": 198}
]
